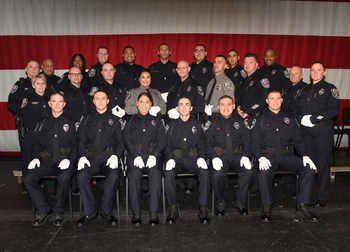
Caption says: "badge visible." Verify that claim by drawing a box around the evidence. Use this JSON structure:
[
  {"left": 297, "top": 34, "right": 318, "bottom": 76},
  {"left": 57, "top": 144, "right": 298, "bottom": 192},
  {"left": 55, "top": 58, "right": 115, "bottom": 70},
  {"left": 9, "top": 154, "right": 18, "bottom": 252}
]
[
  {"left": 234, "top": 72, "right": 238, "bottom": 78},
  {"left": 63, "top": 124, "right": 69, "bottom": 132},
  {"left": 192, "top": 126, "right": 197, "bottom": 134},
  {"left": 271, "top": 69, "right": 276, "bottom": 75},
  {"left": 58, "top": 74, "right": 64, "bottom": 84},
  {"left": 88, "top": 68, "right": 96, "bottom": 77},
  {"left": 21, "top": 98, "right": 28, "bottom": 108},
  {"left": 109, "top": 119, "right": 114, "bottom": 125},
  {"left": 149, "top": 120, "right": 155, "bottom": 126},
  {"left": 234, "top": 122, "right": 239, "bottom": 129},
  {"left": 284, "top": 117, "right": 290, "bottom": 124},
  {"left": 10, "top": 84, "right": 18, "bottom": 93},
  {"left": 202, "top": 68, "right": 207, "bottom": 73},
  {"left": 202, "top": 121, "right": 211, "bottom": 131},
  {"left": 119, "top": 88, "right": 123, "bottom": 94},
  {"left": 24, "top": 87, "right": 29, "bottom": 91},
  {"left": 120, "top": 119, "right": 126, "bottom": 130},
  {"left": 244, "top": 118, "right": 256, "bottom": 129},
  {"left": 249, "top": 81, "right": 254, "bottom": 87},
  {"left": 187, "top": 86, "right": 191, "bottom": 92},
  {"left": 75, "top": 122, "right": 79, "bottom": 131},
  {"left": 172, "top": 68, "right": 176, "bottom": 74},
  {"left": 89, "top": 87, "right": 98, "bottom": 96},
  {"left": 331, "top": 88, "right": 340, "bottom": 99},
  {"left": 260, "top": 78, "right": 270, "bottom": 88},
  {"left": 216, "top": 85, "right": 221, "bottom": 91},
  {"left": 224, "top": 82, "right": 233, "bottom": 92},
  {"left": 126, "top": 93, "right": 131, "bottom": 100},
  {"left": 284, "top": 70, "right": 290, "bottom": 78},
  {"left": 196, "top": 86, "right": 204, "bottom": 96},
  {"left": 240, "top": 69, "right": 247, "bottom": 78},
  {"left": 318, "top": 89, "right": 325, "bottom": 95}
]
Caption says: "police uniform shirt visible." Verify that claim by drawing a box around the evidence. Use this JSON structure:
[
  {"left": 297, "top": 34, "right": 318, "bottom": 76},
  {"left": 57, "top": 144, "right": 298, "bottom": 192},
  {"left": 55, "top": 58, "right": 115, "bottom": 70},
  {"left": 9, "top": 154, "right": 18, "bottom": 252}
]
[
  {"left": 164, "top": 117, "right": 205, "bottom": 161},
  {"left": 205, "top": 72, "right": 235, "bottom": 113},
  {"left": 149, "top": 60, "right": 179, "bottom": 93},
  {"left": 125, "top": 86, "right": 166, "bottom": 115},
  {"left": 122, "top": 113, "right": 166, "bottom": 159},
  {"left": 281, "top": 80, "right": 307, "bottom": 115},
  {"left": 259, "top": 62, "right": 291, "bottom": 93},
  {"left": 114, "top": 62, "right": 144, "bottom": 91},
  {"left": 189, "top": 59, "right": 215, "bottom": 94},
  {"left": 8, "top": 77, "right": 33, "bottom": 115},
  {"left": 88, "top": 62, "right": 104, "bottom": 88},
  {"left": 167, "top": 76, "right": 205, "bottom": 115},
  {"left": 204, "top": 113, "right": 251, "bottom": 159},
  {"left": 225, "top": 64, "right": 245, "bottom": 102},
  {"left": 77, "top": 109, "right": 124, "bottom": 158},
  {"left": 57, "top": 71, "right": 90, "bottom": 92},
  {"left": 40, "top": 72, "right": 60, "bottom": 93}
]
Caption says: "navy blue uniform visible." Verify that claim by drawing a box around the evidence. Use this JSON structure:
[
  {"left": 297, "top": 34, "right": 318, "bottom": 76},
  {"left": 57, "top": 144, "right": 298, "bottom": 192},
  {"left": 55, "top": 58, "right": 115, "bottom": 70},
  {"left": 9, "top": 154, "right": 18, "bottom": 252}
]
[
  {"left": 40, "top": 72, "right": 60, "bottom": 93},
  {"left": 189, "top": 59, "right": 215, "bottom": 94},
  {"left": 149, "top": 60, "right": 179, "bottom": 93},
  {"left": 225, "top": 64, "right": 245, "bottom": 103},
  {"left": 57, "top": 71, "right": 90, "bottom": 92},
  {"left": 88, "top": 62, "right": 104, "bottom": 88},
  {"left": 281, "top": 81, "right": 307, "bottom": 115},
  {"left": 259, "top": 63, "right": 291, "bottom": 93},
  {"left": 114, "top": 62, "right": 144, "bottom": 91}
]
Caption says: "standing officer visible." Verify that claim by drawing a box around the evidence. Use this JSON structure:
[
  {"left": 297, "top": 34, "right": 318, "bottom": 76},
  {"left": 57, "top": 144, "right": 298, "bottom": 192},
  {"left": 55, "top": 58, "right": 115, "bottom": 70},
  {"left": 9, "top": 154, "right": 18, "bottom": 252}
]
[
  {"left": 205, "top": 95, "right": 254, "bottom": 216},
  {"left": 225, "top": 50, "right": 245, "bottom": 103},
  {"left": 252, "top": 90, "right": 318, "bottom": 222},
  {"left": 258, "top": 48, "right": 291, "bottom": 93},
  {"left": 114, "top": 46, "right": 144, "bottom": 91},
  {"left": 189, "top": 44, "right": 215, "bottom": 94},
  {"left": 40, "top": 58, "right": 60, "bottom": 93},
  {"left": 164, "top": 97, "right": 210, "bottom": 225},
  {"left": 24, "top": 93, "right": 77, "bottom": 227},
  {"left": 88, "top": 46, "right": 109, "bottom": 87},
  {"left": 76, "top": 91, "right": 124, "bottom": 227}
]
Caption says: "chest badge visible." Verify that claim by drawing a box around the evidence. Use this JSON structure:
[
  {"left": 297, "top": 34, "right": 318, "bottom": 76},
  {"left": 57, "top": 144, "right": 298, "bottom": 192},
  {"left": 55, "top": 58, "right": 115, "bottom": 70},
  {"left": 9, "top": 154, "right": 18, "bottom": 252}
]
[
  {"left": 202, "top": 68, "right": 207, "bottom": 73},
  {"left": 249, "top": 81, "right": 254, "bottom": 87},
  {"left": 284, "top": 117, "right": 290, "bottom": 124},
  {"left": 234, "top": 122, "right": 239, "bottom": 129},
  {"left": 21, "top": 98, "right": 28, "bottom": 108},
  {"left": 234, "top": 72, "right": 238, "bottom": 77},
  {"left": 109, "top": 119, "right": 114, "bottom": 125},
  {"left": 187, "top": 86, "right": 191, "bottom": 92},
  {"left": 271, "top": 69, "right": 276, "bottom": 75},
  {"left": 151, "top": 120, "right": 156, "bottom": 126},
  {"left": 172, "top": 68, "right": 176, "bottom": 74},
  {"left": 216, "top": 85, "right": 221, "bottom": 91},
  {"left": 192, "top": 126, "right": 197, "bottom": 134},
  {"left": 63, "top": 124, "right": 69, "bottom": 132},
  {"left": 318, "top": 89, "right": 325, "bottom": 95}
]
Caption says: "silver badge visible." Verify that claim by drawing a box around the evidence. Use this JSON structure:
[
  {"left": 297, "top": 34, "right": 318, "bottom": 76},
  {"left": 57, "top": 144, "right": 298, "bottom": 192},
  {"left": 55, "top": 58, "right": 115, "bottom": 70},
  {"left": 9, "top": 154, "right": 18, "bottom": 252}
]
[
  {"left": 109, "top": 119, "right": 113, "bottom": 125},
  {"left": 202, "top": 68, "right": 207, "bottom": 73},
  {"left": 10, "top": 84, "right": 18, "bottom": 94},
  {"left": 202, "top": 121, "right": 211, "bottom": 131},
  {"left": 63, "top": 124, "right": 69, "bottom": 132},
  {"left": 318, "top": 89, "right": 325, "bottom": 95},
  {"left": 223, "top": 82, "right": 233, "bottom": 92},
  {"left": 21, "top": 98, "right": 28, "bottom": 108},
  {"left": 234, "top": 122, "right": 239, "bottom": 129},
  {"left": 271, "top": 69, "right": 276, "bottom": 75},
  {"left": 88, "top": 68, "right": 96, "bottom": 77},
  {"left": 260, "top": 78, "right": 270, "bottom": 89},
  {"left": 284, "top": 117, "right": 290, "bottom": 124},
  {"left": 216, "top": 85, "right": 221, "bottom": 91},
  {"left": 192, "top": 126, "right": 197, "bottom": 134},
  {"left": 151, "top": 120, "right": 156, "bottom": 126},
  {"left": 197, "top": 86, "right": 204, "bottom": 96},
  {"left": 187, "top": 86, "right": 191, "bottom": 92},
  {"left": 234, "top": 72, "right": 238, "bottom": 78}
]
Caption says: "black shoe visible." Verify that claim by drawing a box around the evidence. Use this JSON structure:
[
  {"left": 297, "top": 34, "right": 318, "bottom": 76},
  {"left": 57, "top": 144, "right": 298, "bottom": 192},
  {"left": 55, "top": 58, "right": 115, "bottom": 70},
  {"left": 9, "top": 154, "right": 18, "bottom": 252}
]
[
  {"left": 315, "top": 200, "right": 327, "bottom": 207},
  {"left": 71, "top": 187, "right": 80, "bottom": 196},
  {"left": 250, "top": 189, "right": 259, "bottom": 196},
  {"left": 76, "top": 211, "right": 99, "bottom": 228},
  {"left": 198, "top": 205, "right": 210, "bottom": 225},
  {"left": 32, "top": 209, "right": 53, "bottom": 227},
  {"left": 215, "top": 200, "right": 227, "bottom": 217},
  {"left": 141, "top": 187, "right": 150, "bottom": 196},
  {"left": 185, "top": 185, "right": 194, "bottom": 195},
  {"left": 53, "top": 214, "right": 64, "bottom": 227},
  {"left": 100, "top": 211, "right": 118, "bottom": 226},
  {"left": 166, "top": 204, "right": 179, "bottom": 225},
  {"left": 295, "top": 203, "right": 319, "bottom": 222},
  {"left": 132, "top": 211, "right": 142, "bottom": 227},
  {"left": 261, "top": 204, "right": 271, "bottom": 222},
  {"left": 149, "top": 212, "right": 159, "bottom": 226},
  {"left": 232, "top": 198, "right": 248, "bottom": 215}
]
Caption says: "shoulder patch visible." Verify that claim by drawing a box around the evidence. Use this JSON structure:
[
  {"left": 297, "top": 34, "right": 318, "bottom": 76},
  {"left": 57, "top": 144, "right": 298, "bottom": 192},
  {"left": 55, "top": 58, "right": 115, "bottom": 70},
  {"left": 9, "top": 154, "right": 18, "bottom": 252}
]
[
  {"left": 21, "top": 98, "right": 28, "bottom": 108},
  {"left": 223, "top": 82, "right": 233, "bottom": 92},
  {"left": 59, "top": 91, "right": 64, "bottom": 96},
  {"left": 58, "top": 74, "right": 65, "bottom": 84},
  {"left": 240, "top": 69, "right": 247, "bottom": 78},
  {"left": 10, "top": 84, "right": 18, "bottom": 94},
  {"left": 202, "top": 120, "right": 211, "bottom": 131},
  {"left": 197, "top": 86, "right": 204, "bottom": 96},
  {"left": 88, "top": 68, "right": 96, "bottom": 77},
  {"left": 260, "top": 78, "right": 270, "bottom": 89},
  {"left": 331, "top": 88, "right": 340, "bottom": 99},
  {"left": 284, "top": 70, "right": 290, "bottom": 78},
  {"left": 244, "top": 118, "right": 256, "bottom": 130},
  {"left": 89, "top": 87, "right": 99, "bottom": 96}
]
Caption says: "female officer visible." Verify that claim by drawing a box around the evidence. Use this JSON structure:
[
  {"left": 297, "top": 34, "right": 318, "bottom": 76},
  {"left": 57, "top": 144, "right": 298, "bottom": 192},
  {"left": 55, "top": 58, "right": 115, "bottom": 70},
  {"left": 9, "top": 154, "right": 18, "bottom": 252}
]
[
  {"left": 294, "top": 61, "right": 340, "bottom": 207},
  {"left": 123, "top": 92, "right": 166, "bottom": 226}
]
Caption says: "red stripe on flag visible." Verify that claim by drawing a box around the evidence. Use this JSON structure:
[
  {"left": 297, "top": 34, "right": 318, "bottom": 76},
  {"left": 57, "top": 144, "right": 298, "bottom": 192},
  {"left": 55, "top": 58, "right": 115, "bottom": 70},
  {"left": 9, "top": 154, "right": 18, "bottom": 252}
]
[{"left": 0, "top": 102, "right": 16, "bottom": 130}]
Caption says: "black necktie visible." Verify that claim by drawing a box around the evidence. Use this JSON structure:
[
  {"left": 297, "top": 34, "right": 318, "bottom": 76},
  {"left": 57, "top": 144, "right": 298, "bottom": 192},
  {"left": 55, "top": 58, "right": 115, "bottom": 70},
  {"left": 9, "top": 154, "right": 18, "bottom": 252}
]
[
  {"left": 306, "top": 84, "right": 314, "bottom": 114},
  {"left": 95, "top": 115, "right": 102, "bottom": 154},
  {"left": 141, "top": 117, "right": 148, "bottom": 154},
  {"left": 206, "top": 78, "right": 217, "bottom": 105},
  {"left": 225, "top": 119, "right": 233, "bottom": 155},
  {"left": 275, "top": 116, "right": 282, "bottom": 163},
  {"left": 52, "top": 119, "right": 59, "bottom": 162},
  {"left": 40, "top": 96, "right": 49, "bottom": 117}
]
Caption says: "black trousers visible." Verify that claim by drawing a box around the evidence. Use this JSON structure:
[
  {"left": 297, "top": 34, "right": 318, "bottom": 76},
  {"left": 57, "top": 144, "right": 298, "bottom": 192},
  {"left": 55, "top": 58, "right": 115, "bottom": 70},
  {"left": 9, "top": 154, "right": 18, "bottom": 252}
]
[{"left": 22, "top": 129, "right": 35, "bottom": 178}]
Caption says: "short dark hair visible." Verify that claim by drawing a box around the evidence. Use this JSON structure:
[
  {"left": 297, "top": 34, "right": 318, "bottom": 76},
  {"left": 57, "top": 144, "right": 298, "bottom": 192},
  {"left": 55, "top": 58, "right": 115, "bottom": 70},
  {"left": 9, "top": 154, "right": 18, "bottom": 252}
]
[
  {"left": 158, "top": 43, "right": 170, "bottom": 51},
  {"left": 267, "top": 89, "right": 282, "bottom": 98},
  {"left": 123, "top": 46, "right": 135, "bottom": 54},
  {"left": 70, "top": 54, "right": 86, "bottom": 72},
  {"left": 228, "top": 49, "right": 239, "bottom": 56},
  {"left": 97, "top": 46, "right": 109, "bottom": 54},
  {"left": 311, "top": 61, "right": 326, "bottom": 71},
  {"left": 137, "top": 92, "right": 153, "bottom": 104},
  {"left": 177, "top": 96, "right": 191, "bottom": 106},
  {"left": 26, "top": 59, "right": 40, "bottom": 67},
  {"left": 139, "top": 68, "right": 152, "bottom": 78},
  {"left": 50, "top": 92, "right": 65, "bottom": 102},
  {"left": 244, "top": 53, "right": 258, "bottom": 63},
  {"left": 216, "top": 55, "right": 227, "bottom": 63},
  {"left": 93, "top": 90, "right": 108, "bottom": 98},
  {"left": 194, "top": 44, "right": 206, "bottom": 51},
  {"left": 218, "top": 95, "right": 234, "bottom": 104}
]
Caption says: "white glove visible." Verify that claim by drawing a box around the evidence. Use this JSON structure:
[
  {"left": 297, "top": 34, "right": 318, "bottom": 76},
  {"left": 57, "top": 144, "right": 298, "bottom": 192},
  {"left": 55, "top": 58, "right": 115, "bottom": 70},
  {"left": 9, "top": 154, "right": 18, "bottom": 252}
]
[
  {"left": 166, "top": 159, "right": 176, "bottom": 171},
  {"left": 197, "top": 158, "right": 208, "bottom": 169},
  {"left": 28, "top": 158, "right": 40, "bottom": 169},
  {"left": 161, "top": 92, "right": 168, "bottom": 103},
  {"left": 303, "top": 156, "right": 316, "bottom": 170},
  {"left": 205, "top": 104, "right": 213, "bottom": 116},
  {"left": 149, "top": 106, "right": 161, "bottom": 117},
  {"left": 58, "top": 159, "right": 70, "bottom": 170},
  {"left": 259, "top": 157, "right": 271, "bottom": 170},
  {"left": 212, "top": 157, "right": 223, "bottom": 171},
  {"left": 240, "top": 156, "right": 251, "bottom": 170},
  {"left": 146, "top": 155, "right": 156, "bottom": 168},
  {"left": 168, "top": 108, "right": 180, "bottom": 119},
  {"left": 134, "top": 156, "right": 145, "bottom": 169},
  {"left": 78, "top": 156, "right": 90, "bottom": 170},
  {"left": 112, "top": 105, "right": 125, "bottom": 118},
  {"left": 301, "top": 115, "right": 315, "bottom": 127},
  {"left": 106, "top": 155, "right": 118, "bottom": 169}
]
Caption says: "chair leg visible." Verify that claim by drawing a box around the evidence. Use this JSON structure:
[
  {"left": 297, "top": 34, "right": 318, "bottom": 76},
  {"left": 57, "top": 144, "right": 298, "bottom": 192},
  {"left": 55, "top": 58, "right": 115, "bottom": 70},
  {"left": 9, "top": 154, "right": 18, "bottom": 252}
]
[
  {"left": 126, "top": 176, "right": 129, "bottom": 216},
  {"left": 32, "top": 204, "right": 36, "bottom": 219},
  {"left": 162, "top": 176, "right": 166, "bottom": 216},
  {"left": 69, "top": 190, "right": 73, "bottom": 218},
  {"left": 211, "top": 188, "right": 215, "bottom": 215},
  {"left": 116, "top": 189, "right": 120, "bottom": 217},
  {"left": 79, "top": 193, "right": 83, "bottom": 217},
  {"left": 246, "top": 188, "right": 250, "bottom": 213},
  {"left": 346, "top": 133, "right": 350, "bottom": 157}
]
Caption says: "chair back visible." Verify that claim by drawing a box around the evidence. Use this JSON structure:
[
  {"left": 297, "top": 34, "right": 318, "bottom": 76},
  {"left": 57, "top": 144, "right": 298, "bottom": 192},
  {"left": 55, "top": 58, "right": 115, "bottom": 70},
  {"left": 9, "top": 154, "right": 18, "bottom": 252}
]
[{"left": 342, "top": 107, "right": 350, "bottom": 128}]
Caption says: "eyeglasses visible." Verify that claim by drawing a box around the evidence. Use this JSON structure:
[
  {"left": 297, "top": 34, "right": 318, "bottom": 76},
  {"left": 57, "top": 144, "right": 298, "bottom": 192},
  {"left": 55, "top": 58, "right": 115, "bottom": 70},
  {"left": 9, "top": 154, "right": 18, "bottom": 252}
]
[
  {"left": 69, "top": 73, "right": 81, "bottom": 77},
  {"left": 194, "top": 49, "right": 206, "bottom": 53}
]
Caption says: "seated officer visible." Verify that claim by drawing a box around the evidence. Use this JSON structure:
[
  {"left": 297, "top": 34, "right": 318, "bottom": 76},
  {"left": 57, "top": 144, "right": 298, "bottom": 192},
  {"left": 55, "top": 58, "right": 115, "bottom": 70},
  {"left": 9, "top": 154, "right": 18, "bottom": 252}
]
[
  {"left": 164, "top": 97, "right": 210, "bottom": 225},
  {"left": 76, "top": 91, "right": 124, "bottom": 227},
  {"left": 252, "top": 90, "right": 319, "bottom": 222},
  {"left": 24, "top": 92, "right": 77, "bottom": 227},
  {"left": 205, "top": 95, "right": 254, "bottom": 216}
]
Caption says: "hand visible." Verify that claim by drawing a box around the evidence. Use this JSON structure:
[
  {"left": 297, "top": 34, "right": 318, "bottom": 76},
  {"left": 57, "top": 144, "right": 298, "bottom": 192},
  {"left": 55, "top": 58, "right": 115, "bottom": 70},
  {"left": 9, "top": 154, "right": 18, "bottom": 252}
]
[
  {"left": 197, "top": 158, "right": 208, "bottom": 169},
  {"left": 106, "top": 155, "right": 118, "bottom": 169},
  {"left": 259, "top": 157, "right": 271, "bottom": 170},
  {"left": 134, "top": 156, "right": 145, "bottom": 169},
  {"left": 204, "top": 104, "right": 213, "bottom": 116},
  {"left": 212, "top": 157, "right": 223, "bottom": 171},
  {"left": 166, "top": 159, "right": 176, "bottom": 171},
  {"left": 146, "top": 155, "right": 156, "bottom": 168},
  {"left": 168, "top": 108, "right": 179, "bottom": 119},
  {"left": 237, "top": 106, "right": 244, "bottom": 117},
  {"left": 303, "top": 156, "right": 316, "bottom": 170},
  {"left": 28, "top": 158, "right": 40, "bottom": 169},
  {"left": 112, "top": 105, "right": 125, "bottom": 118},
  {"left": 301, "top": 115, "right": 315, "bottom": 127},
  {"left": 58, "top": 159, "right": 70, "bottom": 170},
  {"left": 161, "top": 92, "right": 168, "bottom": 103},
  {"left": 240, "top": 156, "right": 251, "bottom": 170},
  {"left": 78, "top": 156, "right": 90, "bottom": 170},
  {"left": 149, "top": 106, "right": 161, "bottom": 117}
]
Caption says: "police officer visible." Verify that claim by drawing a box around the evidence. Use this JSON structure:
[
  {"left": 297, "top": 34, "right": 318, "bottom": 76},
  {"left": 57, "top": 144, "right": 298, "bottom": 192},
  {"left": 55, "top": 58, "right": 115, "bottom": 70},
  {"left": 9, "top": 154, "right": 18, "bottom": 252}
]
[
  {"left": 123, "top": 92, "right": 166, "bottom": 226},
  {"left": 88, "top": 46, "right": 109, "bottom": 87},
  {"left": 148, "top": 43, "right": 179, "bottom": 100},
  {"left": 252, "top": 90, "right": 318, "bottom": 222},
  {"left": 76, "top": 91, "right": 123, "bottom": 227},
  {"left": 125, "top": 69, "right": 166, "bottom": 116},
  {"left": 205, "top": 95, "right": 254, "bottom": 216},
  {"left": 40, "top": 58, "right": 61, "bottom": 93},
  {"left": 225, "top": 50, "right": 245, "bottom": 103},
  {"left": 205, "top": 55, "right": 235, "bottom": 118},
  {"left": 24, "top": 93, "right": 77, "bottom": 227},
  {"left": 164, "top": 97, "right": 210, "bottom": 225},
  {"left": 258, "top": 48, "right": 291, "bottom": 93},
  {"left": 114, "top": 46, "right": 144, "bottom": 91},
  {"left": 294, "top": 61, "right": 340, "bottom": 207}
]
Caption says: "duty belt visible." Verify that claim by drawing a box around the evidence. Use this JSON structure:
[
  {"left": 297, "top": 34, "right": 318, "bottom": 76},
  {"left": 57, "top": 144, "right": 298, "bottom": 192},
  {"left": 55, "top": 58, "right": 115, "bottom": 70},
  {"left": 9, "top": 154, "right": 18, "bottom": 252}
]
[
  {"left": 85, "top": 146, "right": 114, "bottom": 157},
  {"left": 262, "top": 145, "right": 293, "bottom": 155},
  {"left": 40, "top": 148, "right": 71, "bottom": 159},
  {"left": 134, "top": 142, "right": 156, "bottom": 155},
  {"left": 172, "top": 147, "right": 198, "bottom": 158},
  {"left": 214, "top": 145, "right": 242, "bottom": 156}
]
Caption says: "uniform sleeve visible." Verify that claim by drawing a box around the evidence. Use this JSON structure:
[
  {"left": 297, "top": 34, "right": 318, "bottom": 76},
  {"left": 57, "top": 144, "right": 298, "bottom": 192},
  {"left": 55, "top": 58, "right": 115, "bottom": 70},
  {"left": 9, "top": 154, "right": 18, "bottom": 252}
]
[
  {"left": 124, "top": 89, "right": 139, "bottom": 115},
  {"left": 31, "top": 124, "right": 44, "bottom": 159},
  {"left": 66, "top": 120, "right": 78, "bottom": 161},
  {"left": 244, "top": 80, "right": 269, "bottom": 115},
  {"left": 241, "top": 122, "right": 252, "bottom": 157},
  {"left": 251, "top": 116, "right": 264, "bottom": 159},
  {"left": 196, "top": 124, "right": 206, "bottom": 159},
  {"left": 153, "top": 89, "right": 167, "bottom": 115},
  {"left": 204, "top": 121, "right": 218, "bottom": 160},
  {"left": 8, "top": 81, "right": 23, "bottom": 115},
  {"left": 122, "top": 118, "right": 139, "bottom": 159},
  {"left": 291, "top": 118, "right": 308, "bottom": 157},
  {"left": 192, "top": 85, "right": 205, "bottom": 114},
  {"left": 77, "top": 116, "right": 88, "bottom": 158},
  {"left": 151, "top": 119, "right": 166, "bottom": 157},
  {"left": 113, "top": 119, "right": 124, "bottom": 158},
  {"left": 21, "top": 97, "right": 37, "bottom": 130},
  {"left": 164, "top": 122, "right": 174, "bottom": 161}
]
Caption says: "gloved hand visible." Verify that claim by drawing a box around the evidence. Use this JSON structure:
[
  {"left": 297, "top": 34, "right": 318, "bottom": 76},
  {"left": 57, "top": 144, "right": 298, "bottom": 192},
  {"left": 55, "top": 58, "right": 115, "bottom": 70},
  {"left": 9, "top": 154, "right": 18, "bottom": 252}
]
[
  {"left": 301, "top": 115, "right": 315, "bottom": 127},
  {"left": 205, "top": 104, "right": 213, "bottom": 116},
  {"left": 28, "top": 158, "right": 40, "bottom": 169},
  {"left": 78, "top": 156, "right": 90, "bottom": 170},
  {"left": 58, "top": 159, "right": 70, "bottom": 170},
  {"left": 149, "top": 106, "right": 161, "bottom": 117},
  {"left": 134, "top": 156, "right": 145, "bottom": 169},
  {"left": 259, "top": 157, "right": 271, "bottom": 170},
  {"left": 106, "top": 155, "right": 118, "bottom": 169},
  {"left": 166, "top": 159, "right": 176, "bottom": 171},
  {"left": 212, "top": 157, "right": 223, "bottom": 171},
  {"left": 146, "top": 155, "right": 156, "bottom": 168},
  {"left": 112, "top": 105, "right": 126, "bottom": 118},
  {"left": 161, "top": 92, "right": 168, "bottom": 103},
  {"left": 197, "top": 158, "right": 208, "bottom": 169},
  {"left": 168, "top": 108, "right": 180, "bottom": 119},
  {"left": 303, "top": 156, "right": 316, "bottom": 170},
  {"left": 240, "top": 156, "right": 251, "bottom": 170}
]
